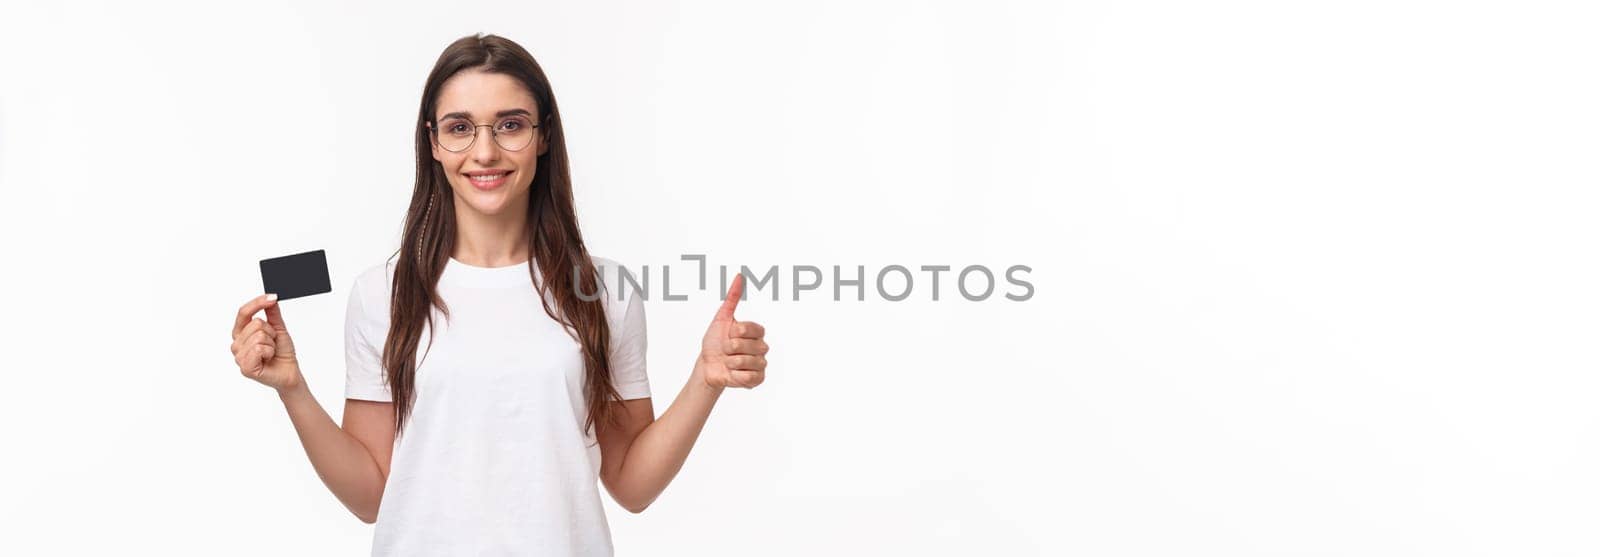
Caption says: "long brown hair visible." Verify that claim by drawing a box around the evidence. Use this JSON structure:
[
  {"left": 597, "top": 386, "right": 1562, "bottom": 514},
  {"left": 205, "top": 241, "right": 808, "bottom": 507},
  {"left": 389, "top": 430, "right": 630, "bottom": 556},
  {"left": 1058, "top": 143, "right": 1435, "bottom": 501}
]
[{"left": 382, "top": 33, "right": 622, "bottom": 439}]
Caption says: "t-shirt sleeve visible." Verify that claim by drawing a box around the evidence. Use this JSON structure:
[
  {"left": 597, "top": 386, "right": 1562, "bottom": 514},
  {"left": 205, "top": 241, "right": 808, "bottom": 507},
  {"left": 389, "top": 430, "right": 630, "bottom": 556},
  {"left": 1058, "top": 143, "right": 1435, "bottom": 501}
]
[
  {"left": 608, "top": 267, "right": 651, "bottom": 400},
  {"left": 344, "top": 277, "right": 393, "bottom": 402}
]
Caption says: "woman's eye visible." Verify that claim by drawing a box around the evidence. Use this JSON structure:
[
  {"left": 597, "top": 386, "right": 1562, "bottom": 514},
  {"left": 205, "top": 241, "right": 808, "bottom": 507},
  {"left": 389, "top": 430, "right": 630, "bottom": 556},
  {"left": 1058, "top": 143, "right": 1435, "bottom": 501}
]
[
  {"left": 448, "top": 124, "right": 469, "bottom": 134},
  {"left": 499, "top": 120, "right": 522, "bottom": 131}
]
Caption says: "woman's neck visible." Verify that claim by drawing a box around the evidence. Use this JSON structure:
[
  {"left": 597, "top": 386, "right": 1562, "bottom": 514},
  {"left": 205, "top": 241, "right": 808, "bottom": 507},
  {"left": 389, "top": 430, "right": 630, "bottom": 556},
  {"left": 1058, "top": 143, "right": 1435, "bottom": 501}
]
[{"left": 450, "top": 201, "right": 530, "bottom": 268}]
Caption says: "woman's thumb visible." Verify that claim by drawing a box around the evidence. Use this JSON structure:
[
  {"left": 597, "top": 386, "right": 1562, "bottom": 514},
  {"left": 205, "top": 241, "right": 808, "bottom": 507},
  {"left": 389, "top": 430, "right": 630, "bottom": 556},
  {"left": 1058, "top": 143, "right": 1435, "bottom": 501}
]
[
  {"left": 264, "top": 302, "right": 296, "bottom": 356},
  {"left": 264, "top": 299, "right": 287, "bottom": 330}
]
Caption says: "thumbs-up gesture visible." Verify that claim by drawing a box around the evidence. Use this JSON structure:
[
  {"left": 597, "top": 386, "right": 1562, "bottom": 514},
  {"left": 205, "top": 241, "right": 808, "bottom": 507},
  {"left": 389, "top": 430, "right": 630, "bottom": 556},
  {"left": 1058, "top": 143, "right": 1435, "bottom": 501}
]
[{"left": 697, "top": 274, "right": 769, "bottom": 389}]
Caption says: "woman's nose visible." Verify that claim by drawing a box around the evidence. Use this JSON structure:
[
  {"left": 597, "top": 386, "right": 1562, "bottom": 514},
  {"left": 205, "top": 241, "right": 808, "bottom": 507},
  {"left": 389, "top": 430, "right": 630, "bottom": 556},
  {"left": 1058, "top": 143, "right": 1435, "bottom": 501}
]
[{"left": 471, "top": 127, "right": 501, "bottom": 163}]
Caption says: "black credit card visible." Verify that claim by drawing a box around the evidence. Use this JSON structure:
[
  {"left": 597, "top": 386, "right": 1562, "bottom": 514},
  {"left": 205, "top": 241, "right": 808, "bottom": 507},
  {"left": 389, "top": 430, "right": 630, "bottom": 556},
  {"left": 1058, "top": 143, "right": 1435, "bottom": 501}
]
[{"left": 260, "top": 249, "right": 332, "bottom": 301}]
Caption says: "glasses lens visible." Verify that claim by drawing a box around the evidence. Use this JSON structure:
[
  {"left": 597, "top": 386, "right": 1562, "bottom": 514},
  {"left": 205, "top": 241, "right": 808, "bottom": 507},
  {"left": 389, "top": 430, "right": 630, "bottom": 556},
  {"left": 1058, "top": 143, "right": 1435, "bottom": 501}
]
[
  {"left": 436, "top": 117, "right": 476, "bottom": 152},
  {"left": 493, "top": 115, "right": 536, "bottom": 151}
]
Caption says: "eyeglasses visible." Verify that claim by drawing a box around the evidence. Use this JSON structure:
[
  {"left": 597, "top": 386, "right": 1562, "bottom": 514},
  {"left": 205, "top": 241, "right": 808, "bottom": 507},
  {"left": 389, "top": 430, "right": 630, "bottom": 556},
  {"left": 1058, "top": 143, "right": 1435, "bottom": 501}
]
[{"left": 428, "top": 114, "right": 541, "bottom": 153}]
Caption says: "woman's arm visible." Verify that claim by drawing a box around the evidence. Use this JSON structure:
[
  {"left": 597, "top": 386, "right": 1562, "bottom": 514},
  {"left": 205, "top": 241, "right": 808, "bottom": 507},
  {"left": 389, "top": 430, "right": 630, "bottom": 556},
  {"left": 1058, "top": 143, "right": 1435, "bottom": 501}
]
[
  {"left": 596, "top": 368, "right": 722, "bottom": 513},
  {"left": 231, "top": 294, "right": 395, "bottom": 524},
  {"left": 277, "top": 376, "right": 396, "bottom": 524},
  {"left": 597, "top": 275, "right": 769, "bottom": 513}
]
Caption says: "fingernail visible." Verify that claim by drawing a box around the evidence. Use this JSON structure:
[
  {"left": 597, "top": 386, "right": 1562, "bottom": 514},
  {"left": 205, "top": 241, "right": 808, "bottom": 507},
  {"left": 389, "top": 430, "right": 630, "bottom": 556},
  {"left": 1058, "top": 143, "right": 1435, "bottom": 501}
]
[{"left": 266, "top": 293, "right": 278, "bottom": 302}]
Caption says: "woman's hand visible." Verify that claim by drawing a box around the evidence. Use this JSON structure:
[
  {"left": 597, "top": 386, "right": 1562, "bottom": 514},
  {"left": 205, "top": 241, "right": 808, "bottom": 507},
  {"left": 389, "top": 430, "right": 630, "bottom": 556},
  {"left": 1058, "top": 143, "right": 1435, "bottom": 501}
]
[
  {"left": 697, "top": 274, "right": 769, "bottom": 389},
  {"left": 231, "top": 293, "right": 305, "bottom": 392}
]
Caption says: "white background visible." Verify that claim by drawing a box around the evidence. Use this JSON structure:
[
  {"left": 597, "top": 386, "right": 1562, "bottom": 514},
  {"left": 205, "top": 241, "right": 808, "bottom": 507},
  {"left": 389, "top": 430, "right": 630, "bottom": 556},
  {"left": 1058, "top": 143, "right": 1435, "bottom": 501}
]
[{"left": 2, "top": 1, "right": 1597, "bottom": 555}]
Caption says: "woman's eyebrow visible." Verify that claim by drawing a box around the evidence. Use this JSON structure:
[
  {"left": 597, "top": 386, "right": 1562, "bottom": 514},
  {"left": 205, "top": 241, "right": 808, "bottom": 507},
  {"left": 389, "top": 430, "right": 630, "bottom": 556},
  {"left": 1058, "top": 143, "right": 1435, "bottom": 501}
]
[{"left": 437, "top": 108, "right": 535, "bottom": 120}]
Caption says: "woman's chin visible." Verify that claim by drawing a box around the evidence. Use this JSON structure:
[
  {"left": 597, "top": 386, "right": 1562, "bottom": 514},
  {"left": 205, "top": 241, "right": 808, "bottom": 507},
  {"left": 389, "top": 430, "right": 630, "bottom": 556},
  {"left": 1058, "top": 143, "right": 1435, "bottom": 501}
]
[{"left": 452, "top": 187, "right": 521, "bottom": 215}]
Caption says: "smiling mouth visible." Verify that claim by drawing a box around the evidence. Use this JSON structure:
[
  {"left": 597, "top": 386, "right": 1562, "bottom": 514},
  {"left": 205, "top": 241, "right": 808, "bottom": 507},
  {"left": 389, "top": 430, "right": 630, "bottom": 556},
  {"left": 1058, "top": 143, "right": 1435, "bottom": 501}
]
[{"left": 467, "top": 171, "right": 509, "bottom": 183}]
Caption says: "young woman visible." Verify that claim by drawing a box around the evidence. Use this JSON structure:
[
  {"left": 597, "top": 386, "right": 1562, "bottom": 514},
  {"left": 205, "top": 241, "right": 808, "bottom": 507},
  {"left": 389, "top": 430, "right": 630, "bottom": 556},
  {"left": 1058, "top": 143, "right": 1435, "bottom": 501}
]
[{"left": 226, "top": 34, "right": 770, "bottom": 555}]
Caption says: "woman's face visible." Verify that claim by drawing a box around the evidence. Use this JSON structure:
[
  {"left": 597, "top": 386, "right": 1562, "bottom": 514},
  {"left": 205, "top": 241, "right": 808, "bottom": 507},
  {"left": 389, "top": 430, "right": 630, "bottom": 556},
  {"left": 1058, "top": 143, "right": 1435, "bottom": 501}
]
[{"left": 430, "top": 69, "right": 548, "bottom": 218}]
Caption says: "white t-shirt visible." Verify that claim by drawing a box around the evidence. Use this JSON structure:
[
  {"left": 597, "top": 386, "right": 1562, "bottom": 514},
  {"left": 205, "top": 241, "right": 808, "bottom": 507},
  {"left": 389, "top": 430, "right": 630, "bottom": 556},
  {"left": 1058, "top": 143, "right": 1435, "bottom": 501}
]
[{"left": 343, "top": 255, "right": 651, "bottom": 556}]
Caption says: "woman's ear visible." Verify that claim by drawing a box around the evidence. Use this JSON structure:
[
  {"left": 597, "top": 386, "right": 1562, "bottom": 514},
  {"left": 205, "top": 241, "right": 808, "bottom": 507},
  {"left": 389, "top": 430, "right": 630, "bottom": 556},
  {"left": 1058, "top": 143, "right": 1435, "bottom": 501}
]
[
  {"left": 536, "top": 113, "right": 551, "bottom": 156},
  {"left": 426, "top": 123, "right": 444, "bottom": 162}
]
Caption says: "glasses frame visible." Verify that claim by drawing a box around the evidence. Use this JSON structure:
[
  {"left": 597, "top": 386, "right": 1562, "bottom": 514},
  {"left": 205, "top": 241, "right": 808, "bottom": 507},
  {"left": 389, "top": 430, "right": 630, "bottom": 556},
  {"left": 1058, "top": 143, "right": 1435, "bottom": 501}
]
[{"left": 427, "top": 114, "right": 544, "bottom": 153}]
